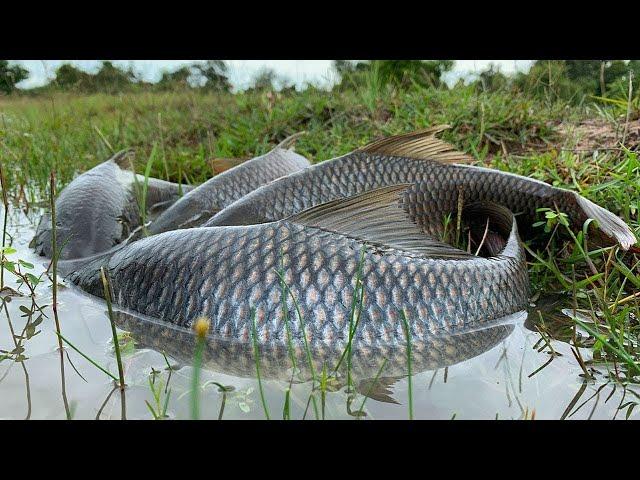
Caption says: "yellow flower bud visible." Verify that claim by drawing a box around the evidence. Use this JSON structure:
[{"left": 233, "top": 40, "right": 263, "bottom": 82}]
[{"left": 193, "top": 317, "right": 210, "bottom": 339}]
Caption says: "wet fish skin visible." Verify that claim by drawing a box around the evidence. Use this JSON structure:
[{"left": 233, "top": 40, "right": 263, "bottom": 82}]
[
  {"left": 146, "top": 146, "right": 310, "bottom": 235},
  {"left": 69, "top": 218, "right": 529, "bottom": 349},
  {"left": 112, "top": 308, "right": 517, "bottom": 381},
  {"left": 205, "top": 151, "right": 635, "bottom": 249},
  {"left": 32, "top": 151, "right": 190, "bottom": 260}
]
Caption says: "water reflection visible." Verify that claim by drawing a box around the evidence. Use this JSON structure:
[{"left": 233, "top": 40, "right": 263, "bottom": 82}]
[{"left": 1, "top": 208, "right": 639, "bottom": 420}]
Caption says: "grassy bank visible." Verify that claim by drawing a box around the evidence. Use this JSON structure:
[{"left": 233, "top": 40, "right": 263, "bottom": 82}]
[
  {"left": 1, "top": 84, "right": 639, "bottom": 387},
  {"left": 1, "top": 85, "right": 578, "bottom": 197}
]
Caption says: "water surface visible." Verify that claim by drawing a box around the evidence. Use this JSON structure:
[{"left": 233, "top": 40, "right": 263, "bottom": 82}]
[{"left": 1, "top": 208, "right": 636, "bottom": 420}]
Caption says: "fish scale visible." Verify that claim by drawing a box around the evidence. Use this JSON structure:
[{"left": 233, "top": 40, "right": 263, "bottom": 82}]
[
  {"left": 109, "top": 288, "right": 514, "bottom": 382},
  {"left": 70, "top": 215, "right": 529, "bottom": 349},
  {"left": 146, "top": 146, "right": 310, "bottom": 234},
  {"left": 204, "top": 151, "right": 609, "bottom": 243},
  {"left": 66, "top": 128, "right": 634, "bottom": 350}
]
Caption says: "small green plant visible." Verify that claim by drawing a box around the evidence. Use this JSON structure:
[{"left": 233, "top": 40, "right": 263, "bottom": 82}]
[
  {"left": 100, "top": 267, "right": 125, "bottom": 391},
  {"left": 250, "top": 307, "right": 270, "bottom": 420},
  {"left": 145, "top": 371, "right": 171, "bottom": 420}
]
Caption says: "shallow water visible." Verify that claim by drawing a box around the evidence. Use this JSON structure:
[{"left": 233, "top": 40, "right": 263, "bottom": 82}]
[{"left": 1, "top": 208, "right": 638, "bottom": 420}]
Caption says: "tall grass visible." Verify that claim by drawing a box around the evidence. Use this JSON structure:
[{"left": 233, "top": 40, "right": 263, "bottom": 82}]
[
  {"left": 100, "top": 267, "right": 126, "bottom": 390},
  {"left": 0, "top": 162, "right": 8, "bottom": 289}
]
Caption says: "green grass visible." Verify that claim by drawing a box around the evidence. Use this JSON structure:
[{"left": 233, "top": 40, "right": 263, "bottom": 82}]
[
  {"left": 0, "top": 84, "right": 573, "bottom": 200},
  {"left": 0, "top": 79, "right": 639, "bottom": 410}
]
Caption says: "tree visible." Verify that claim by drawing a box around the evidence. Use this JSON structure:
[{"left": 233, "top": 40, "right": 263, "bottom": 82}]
[
  {"left": 53, "top": 63, "right": 92, "bottom": 91},
  {"left": 249, "top": 68, "right": 278, "bottom": 91},
  {"left": 93, "top": 61, "right": 136, "bottom": 93},
  {"left": 193, "top": 60, "right": 231, "bottom": 92},
  {"left": 374, "top": 60, "right": 453, "bottom": 88},
  {"left": 157, "top": 66, "right": 193, "bottom": 90},
  {"left": 473, "top": 63, "right": 509, "bottom": 92},
  {"left": 0, "top": 61, "right": 29, "bottom": 94}
]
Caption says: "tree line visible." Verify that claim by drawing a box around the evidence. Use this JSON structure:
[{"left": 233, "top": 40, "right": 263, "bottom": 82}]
[{"left": 1, "top": 60, "right": 638, "bottom": 105}]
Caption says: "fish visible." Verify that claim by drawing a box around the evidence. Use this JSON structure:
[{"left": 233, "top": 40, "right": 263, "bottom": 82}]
[
  {"left": 31, "top": 149, "right": 193, "bottom": 260},
  {"left": 144, "top": 136, "right": 311, "bottom": 236},
  {"left": 67, "top": 184, "right": 530, "bottom": 350},
  {"left": 111, "top": 306, "right": 519, "bottom": 387},
  {"left": 204, "top": 126, "right": 637, "bottom": 250}
]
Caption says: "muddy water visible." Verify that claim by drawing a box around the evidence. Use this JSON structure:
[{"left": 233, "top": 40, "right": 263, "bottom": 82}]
[{"left": 0, "top": 208, "right": 637, "bottom": 420}]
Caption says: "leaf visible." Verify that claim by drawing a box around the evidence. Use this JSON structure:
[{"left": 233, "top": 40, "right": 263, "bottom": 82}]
[
  {"left": 25, "top": 323, "right": 40, "bottom": 339},
  {"left": 1, "top": 246, "right": 17, "bottom": 255},
  {"left": 26, "top": 273, "right": 40, "bottom": 285},
  {"left": 18, "top": 260, "right": 34, "bottom": 269},
  {"left": 32, "top": 314, "right": 43, "bottom": 328},
  {"left": 0, "top": 286, "right": 23, "bottom": 297},
  {"left": 238, "top": 402, "right": 251, "bottom": 413},
  {"left": 10, "top": 346, "right": 24, "bottom": 355},
  {"left": 625, "top": 403, "right": 637, "bottom": 420}
]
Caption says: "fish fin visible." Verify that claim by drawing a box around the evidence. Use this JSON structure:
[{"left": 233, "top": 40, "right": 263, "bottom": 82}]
[
  {"left": 574, "top": 194, "right": 637, "bottom": 250},
  {"left": 209, "top": 157, "right": 249, "bottom": 174},
  {"left": 358, "top": 125, "right": 473, "bottom": 164},
  {"left": 287, "top": 185, "right": 472, "bottom": 259},
  {"left": 356, "top": 376, "right": 402, "bottom": 405},
  {"left": 111, "top": 148, "right": 136, "bottom": 170},
  {"left": 276, "top": 131, "right": 307, "bottom": 150}
]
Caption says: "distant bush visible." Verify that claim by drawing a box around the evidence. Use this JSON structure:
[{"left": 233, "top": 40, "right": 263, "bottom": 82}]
[{"left": 0, "top": 60, "right": 29, "bottom": 94}]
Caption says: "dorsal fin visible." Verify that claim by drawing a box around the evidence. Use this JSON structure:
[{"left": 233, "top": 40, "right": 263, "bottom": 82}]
[
  {"left": 358, "top": 125, "right": 473, "bottom": 164},
  {"left": 287, "top": 185, "right": 472, "bottom": 259},
  {"left": 111, "top": 148, "right": 136, "bottom": 170},
  {"left": 276, "top": 131, "right": 307, "bottom": 150}
]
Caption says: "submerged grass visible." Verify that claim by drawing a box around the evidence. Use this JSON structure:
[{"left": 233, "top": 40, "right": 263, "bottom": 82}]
[
  {"left": 249, "top": 307, "right": 270, "bottom": 420},
  {"left": 100, "top": 267, "right": 126, "bottom": 390}
]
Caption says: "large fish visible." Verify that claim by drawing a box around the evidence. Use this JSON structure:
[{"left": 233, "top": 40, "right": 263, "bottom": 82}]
[
  {"left": 68, "top": 184, "right": 530, "bottom": 349},
  {"left": 32, "top": 150, "right": 192, "bottom": 260},
  {"left": 145, "top": 137, "right": 310, "bottom": 235},
  {"left": 205, "top": 127, "right": 637, "bottom": 250},
  {"left": 112, "top": 306, "right": 519, "bottom": 390}
]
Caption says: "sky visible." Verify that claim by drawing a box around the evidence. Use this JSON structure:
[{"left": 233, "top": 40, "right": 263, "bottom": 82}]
[{"left": 13, "top": 60, "right": 534, "bottom": 91}]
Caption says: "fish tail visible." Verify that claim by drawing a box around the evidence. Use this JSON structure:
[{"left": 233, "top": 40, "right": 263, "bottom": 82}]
[{"left": 574, "top": 194, "right": 637, "bottom": 250}]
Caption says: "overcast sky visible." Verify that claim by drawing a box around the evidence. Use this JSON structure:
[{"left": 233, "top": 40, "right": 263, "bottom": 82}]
[{"left": 13, "top": 60, "right": 534, "bottom": 91}]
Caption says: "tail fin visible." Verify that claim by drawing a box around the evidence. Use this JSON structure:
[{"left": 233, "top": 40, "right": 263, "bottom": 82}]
[{"left": 574, "top": 194, "right": 637, "bottom": 250}]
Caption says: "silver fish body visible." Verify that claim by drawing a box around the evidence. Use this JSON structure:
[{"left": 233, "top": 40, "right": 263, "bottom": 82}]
[
  {"left": 32, "top": 151, "right": 191, "bottom": 260},
  {"left": 69, "top": 203, "right": 529, "bottom": 350},
  {"left": 146, "top": 146, "right": 310, "bottom": 235},
  {"left": 206, "top": 150, "right": 636, "bottom": 249},
  {"left": 112, "top": 307, "right": 518, "bottom": 382}
]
